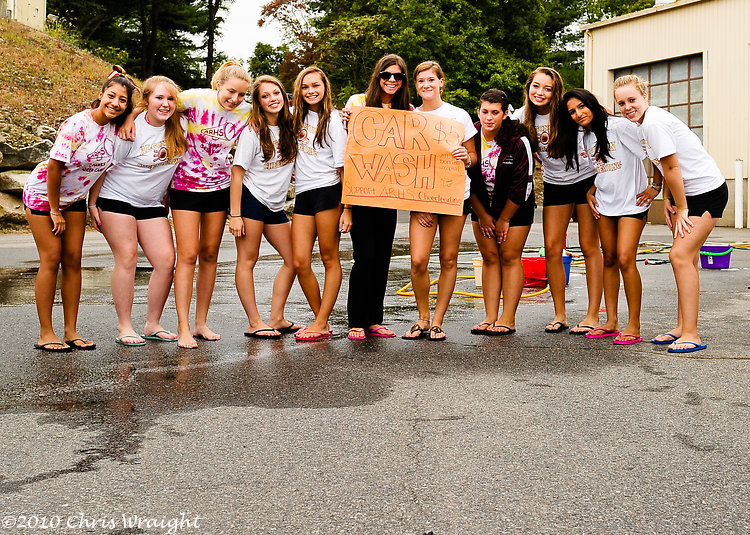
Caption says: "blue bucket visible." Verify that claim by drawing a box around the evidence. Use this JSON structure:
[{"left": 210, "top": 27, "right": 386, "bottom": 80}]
[{"left": 563, "top": 254, "right": 572, "bottom": 284}]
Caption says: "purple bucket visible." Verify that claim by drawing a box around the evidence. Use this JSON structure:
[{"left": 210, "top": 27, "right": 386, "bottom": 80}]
[{"left": 699, "top": 244, "right": 733, "bottom": 269}]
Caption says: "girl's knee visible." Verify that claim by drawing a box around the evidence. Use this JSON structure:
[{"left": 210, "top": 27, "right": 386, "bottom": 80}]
[{"left": 602, "top": 250, "right": 619, "bottom": 268}]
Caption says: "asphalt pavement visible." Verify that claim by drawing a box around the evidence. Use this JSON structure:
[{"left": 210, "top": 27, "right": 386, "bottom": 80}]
[{"left": 0, "top": 215, "right": 748, "bottom": 534}]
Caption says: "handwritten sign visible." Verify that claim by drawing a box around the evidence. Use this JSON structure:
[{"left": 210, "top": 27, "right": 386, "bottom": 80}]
[{"left": 343, "top": 106, "right": 466, "bottom": 215}]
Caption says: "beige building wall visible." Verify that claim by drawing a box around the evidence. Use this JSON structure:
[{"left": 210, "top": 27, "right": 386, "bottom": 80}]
[
  {"left": 583, "top": 0, "right": 749, "bottom": 227},
  {"left": 12, "top": 0, "right": 46, "bottom": 31}
]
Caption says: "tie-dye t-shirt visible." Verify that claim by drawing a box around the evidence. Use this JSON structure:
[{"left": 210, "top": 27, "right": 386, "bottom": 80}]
[
  {"left": 23, "top": 109, "right": 117, "bottom": 210},
  {"left": 172, "top": 88, "right": 251, "bottom": 192}
]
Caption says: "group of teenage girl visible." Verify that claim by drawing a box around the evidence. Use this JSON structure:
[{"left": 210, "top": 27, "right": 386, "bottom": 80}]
[{"left": 22, "top": 54, "right": 726, "bottom": 355}]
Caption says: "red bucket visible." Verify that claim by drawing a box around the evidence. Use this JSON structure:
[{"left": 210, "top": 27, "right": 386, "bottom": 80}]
[{"left": 522, "top": 256, "right": 547, "bottom": 287}]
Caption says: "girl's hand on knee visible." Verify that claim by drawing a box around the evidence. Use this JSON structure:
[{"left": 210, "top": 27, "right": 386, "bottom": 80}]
[
  {"left": 663, "top": 198, "right": 675, "bottom": 230},
  {"left": 415, "top": 212, "right": 434, "bottom": 228},
  {"left": 478, "top": 213, "right": 496, "bottom": 238},
  {"left": 672, "top": 208, "right": 693, "bottom": 238},
  {"left": 495, "top": 219, "right": 510, "bottom": 243}
]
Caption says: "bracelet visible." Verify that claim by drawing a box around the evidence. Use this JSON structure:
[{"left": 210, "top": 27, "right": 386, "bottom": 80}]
[
  {"left": 88, "top": 204, "right": 97, "bottom": 208},
  {"left": 50, "top": 211, "right": 62, "bottom": 216},
  {"left": 651, "top": 183, "right": 662, "bottom": 191},
  {"left": 229, "top": 214, "right": 241, "bottom": 218},
  {"left": 343, "top": 205, "right": 352, "bottom": 210}
]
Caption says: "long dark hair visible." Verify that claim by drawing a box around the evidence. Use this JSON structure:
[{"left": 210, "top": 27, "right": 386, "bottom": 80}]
[
  {"left": 292, "top": 66, "right": 334, "bottom": 148},
  {"left": 91, "top": 76, "right": 136, "bottom": 127},
  {"left": 478, "top": 89, "right": 526, "bottom": 151},
  {"left": 556, "top": 88, "right": 612, "bottom": 171},
  {"left": 250, "top": 75, "right": 298, "bottom": 165},
  {"left": 364, "top": 54, "right": 411, "bottom": 110},
  {"left": 521, "top": 66, "right": 564, "bottom": 152}
]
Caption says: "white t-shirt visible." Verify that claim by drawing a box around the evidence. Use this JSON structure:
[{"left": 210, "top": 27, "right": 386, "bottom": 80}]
[
  {"left": 583, "top": 117, "right": 648, "bottom": 216},
  {"left": 98, "top": 114, "right": 183, "bottom": 208},
  {"left": 23, "top": 109, "right": 117, "bottom": 210},
  {"left": 637, "top": 106, "right": 724, "bottom": 196},
  {"left": 233, "top": 125, "right": 294, "bottom": 212},
  {"left": 294, "top": 109, "right": 347, "bottom": 194},
  {"left": 513, "top": 105, "right": 595, "bottom": 185},
  {"left": 416, "top": 102, "right": 478, "bottom": 200}
]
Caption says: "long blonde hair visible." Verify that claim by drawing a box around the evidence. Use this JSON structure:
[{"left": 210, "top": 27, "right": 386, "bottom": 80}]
[
  {"left": 250, "top": 75, "right": 297, "bottom": 164},
  {"left": 292, "top": 66, "right": 335, "bottom": 148},
  {"left": 522, "top": 67, "right": 564, "bottom": 153},
  {"left": 140, "top": 75, "right": 187, "bottom": 159},
  {"left": 210, "top": 60, "right": 251, "bottom": 90}
]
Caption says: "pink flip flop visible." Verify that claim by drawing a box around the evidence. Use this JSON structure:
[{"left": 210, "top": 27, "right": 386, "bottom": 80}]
[
  {"left": 585, "top": 328, "right": 620, "bottom": 339},
  {"left": 613, "top": 334, "right": 643, "bottom": 345},
  {"left": 365, "top": 325, "right": 396, "bottom": 338}
]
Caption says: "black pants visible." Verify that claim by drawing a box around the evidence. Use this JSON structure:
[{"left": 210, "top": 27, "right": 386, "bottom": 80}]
[{"left": 347, "top": 206, "right": 398, "bottom": 328}]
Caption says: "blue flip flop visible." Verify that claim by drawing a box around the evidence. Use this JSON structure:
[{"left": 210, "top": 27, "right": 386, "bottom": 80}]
[
  {"left": 651, "top": 333, "right": 679, "bottom": 345},
  {"left": 143, "top": 330, "right": 178, "bottom": 342},
  {"left": 667, "top": 341, "right": 707, "bottom": 354},
  {"left": 116, "top": 336, "right": 146, "bottom": 347}
]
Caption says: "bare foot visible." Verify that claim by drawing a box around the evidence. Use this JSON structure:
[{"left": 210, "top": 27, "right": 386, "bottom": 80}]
[
  {"left": 178, "top": 332, "right": 198, "bottom": 349},
  {"left": 193, "top": 326, "right": 221, "bottom": 341}
]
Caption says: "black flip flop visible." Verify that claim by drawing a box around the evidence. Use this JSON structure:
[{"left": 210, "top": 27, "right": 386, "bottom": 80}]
[
  {"left": 276, "top": 322, "right": 302, "bottom": 334},
  {"left": 34, "top": 342, "right": 73, "bottom": 353},
  {"left": 569, "top": 324, "right": 596, "bottom": 335},
  {"left": 545, "top": 321, "right": 568, "bottom": 333},
  {"left": 65, "top": 338, "right": 97, "bottom": 350},
  {"left": 486, "top": 325, "right": 516, "bottom": 336},
  {"left": 245, "top": 328, "right": 282, "bottom": 339},
  {"left": 470, "top": 322, "right": 493, "bottom": 335}
]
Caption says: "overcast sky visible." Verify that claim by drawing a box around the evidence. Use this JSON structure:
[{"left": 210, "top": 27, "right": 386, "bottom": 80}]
[{"left": 217, "top": 1, "right": 284, "bottom": 62}]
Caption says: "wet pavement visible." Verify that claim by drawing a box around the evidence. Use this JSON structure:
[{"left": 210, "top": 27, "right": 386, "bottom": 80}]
[{"left": 0, "top": 215, "right": 749, "bottom": 534}]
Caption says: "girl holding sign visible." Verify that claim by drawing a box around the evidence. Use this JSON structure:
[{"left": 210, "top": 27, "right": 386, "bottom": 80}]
[
  {"left": 468, "top": 89, "right": 535, "bottom": 336},
  {"left": 23, "top": 68, "right": 136, "bottom": 352},
  {"left": 519, "top": 67, "right": 603, "bottom": 335},
  {"left": 613, "top": 75, "right": 727, "bottom": 354},
  {"left": 343, "top": 54, "right": 412, "bottom": 341},
  {"left": 401, "top": 61, "right": 477, "bottom": 341},
  {"left": 229, "top": 76, "right": 299, "bottom": 339},
  {"left": 557, "top": 88, "right": 655, "bottom": 345},
  {"left": 291, "top": 67, "right": 350, "bottom": 342}
]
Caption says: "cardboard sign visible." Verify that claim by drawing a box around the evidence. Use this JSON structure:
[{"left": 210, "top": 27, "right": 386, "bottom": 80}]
[{"left": 342, "top": 106, "right": 466, "bottom": 215}]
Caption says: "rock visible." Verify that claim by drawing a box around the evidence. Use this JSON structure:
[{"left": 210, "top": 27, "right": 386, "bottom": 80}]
[
  {"left": 0, "top": 171, "right": 28, "bottom": 194},
  {"left": 36, "top": 126, "right": 57, "bottom": 141},
  {"left": 0, "top": 140, "right": 52, "bottom": 170},
  {"left": 0, "top": 192, "right": 26, "bottom": 224}
]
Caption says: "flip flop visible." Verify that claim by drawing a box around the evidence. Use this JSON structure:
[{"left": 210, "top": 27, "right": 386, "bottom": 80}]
[
  {"left": 295, "top": 328, "right": 332, "bottom": 342},
  {"left": 365, "top": 325, "right": 396, "bottom": 338},
  {"left": 667, "top": 341, "right": 707, "bottom": 354},
  {"left": 115, "top": 336, "right": 146, "bottom": 347},
  {"left": 276, "top": 322, "right": 302, "bottom": 334},
  {"left": 470, "top": 322, "right": 492, "bottom": 335},
  {"left": 427, "top": 326, "right": 446, "bottom": 341},
  {"left": 244, "top": 328, "right": 281, "bottom": 339},
  {"left": 64, "top": 337, "right": 97, "bottom": 350},
  {"left": 142, "top": 330, "right": 178, "bottom": 342},
  {"left": 569, "top": 324, "right": 596, "bottom": 335},
  {"left": 545, "top": 321, "right": 568, "bottom": 333},
  {"left": 348, "top": 328, "right": 366, "bottom": 341},
  {"left": 486, "top": 324, "right": 516, "bottom": 336},
  {"left": 651, "top": 333, "right": 679, "bottom": 345},
  {"left": 34, "top": 342, "right": 73, "bottom": 353},
  {"left": 585, "top": 328, "right": 620, "bottom": 339},
  {"left": 402, "top": 323, "right": 429, "bottom": 340},
  {"left": 613, "top": 334, "right": 643, "bottom": 345}
]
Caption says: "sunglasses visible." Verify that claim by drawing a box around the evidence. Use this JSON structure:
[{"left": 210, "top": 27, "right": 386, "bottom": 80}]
[{"left": 379, "top": 71, "right": 406, "bottom": 82}]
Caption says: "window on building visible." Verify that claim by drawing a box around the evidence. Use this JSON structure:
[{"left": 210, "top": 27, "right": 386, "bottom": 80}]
[{"left": 614, "top": 54, "right": 703, "bottom": 141}]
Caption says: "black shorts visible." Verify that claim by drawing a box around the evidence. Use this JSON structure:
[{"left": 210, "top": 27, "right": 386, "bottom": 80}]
[
  {"left": 674, "top": 182, "right": 728, "bottom": 219},
  {"left": 470, "top": 202, "right": 535, "bottom": 227},
  {"left": 170, "top": 187, "right": 229, "bottom": 213},
  {"left": 241, "top": 186, "right": 289, "bottom": 224},
  {"left": 600, "top": 209, "right": 649, "bottom": 221},
  {"left": 27, "top": 198, "right": 87, "bottom": 215},
  {"left": 543, "top": 174, "right": 596, "bottom": 206},
  {"left": 294, "top": 182, "right": 342, "bottom": 216},
  {"left": 97, "top": 197, "right": 168, "bottom": 220}
]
